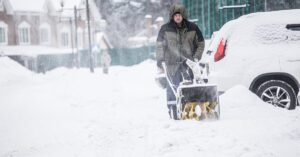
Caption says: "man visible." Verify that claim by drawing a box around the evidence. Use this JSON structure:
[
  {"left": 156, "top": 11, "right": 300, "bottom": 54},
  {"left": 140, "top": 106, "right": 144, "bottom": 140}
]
[
  {"left": 100, "top": 49, "right": 111, "bottom": 74},
  {"left": 156, "top": 4, "right": 205, "bottom": 119}
]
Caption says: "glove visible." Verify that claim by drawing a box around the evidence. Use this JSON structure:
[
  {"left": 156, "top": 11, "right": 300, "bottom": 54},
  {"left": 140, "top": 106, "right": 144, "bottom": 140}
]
[
  {"left": 155, "top": 67, "right": 167, "bottom": 89},
  {"left": 185, "top": 59, "right": 202, "bottom": 80},
  {"left": 185, "top": 59, "right": 195, "bottom": 69},
  {"left": 157, "top": 66, "right": 164, "bottom": 74}
]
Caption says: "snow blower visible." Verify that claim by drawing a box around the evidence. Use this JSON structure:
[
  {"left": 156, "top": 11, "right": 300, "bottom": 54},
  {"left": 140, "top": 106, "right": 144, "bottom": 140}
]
[{"left": 161, "top": 61, "right": 220, "bottom": 121}]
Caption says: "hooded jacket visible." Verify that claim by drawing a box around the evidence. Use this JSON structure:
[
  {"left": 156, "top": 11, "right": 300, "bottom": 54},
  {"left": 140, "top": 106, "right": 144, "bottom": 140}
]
[{"left": 156, "top": 4, "right": 205, "bottom": 76}]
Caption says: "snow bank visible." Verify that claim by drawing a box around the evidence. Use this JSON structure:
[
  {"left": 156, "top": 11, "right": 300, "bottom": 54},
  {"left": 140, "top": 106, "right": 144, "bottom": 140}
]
[
  {"left": 220, "top": 85, "right": 296, "bottom": 119},
  {"left": 0, "top": 57, "right": 31, "bottom": 75},
  {"left": 0, "top": 57, "right": 33, "bottom": 85},
  {"left": 1, "top": 46, "right": 73, "bottom": 57}
]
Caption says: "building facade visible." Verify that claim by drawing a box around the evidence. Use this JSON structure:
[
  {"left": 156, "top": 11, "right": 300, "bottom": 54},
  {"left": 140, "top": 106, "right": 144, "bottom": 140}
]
[
  {"left": 0, "top": 0, "right": 110, "bottom": 50},
  {"left": 0, "top": 0, "right": 112, "bottom": 72}
]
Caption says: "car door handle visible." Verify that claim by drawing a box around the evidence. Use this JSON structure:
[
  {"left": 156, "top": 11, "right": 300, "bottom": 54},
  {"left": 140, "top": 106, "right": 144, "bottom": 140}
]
[{"left": 206, "top": 50, "right": 213, "bottom": 55}]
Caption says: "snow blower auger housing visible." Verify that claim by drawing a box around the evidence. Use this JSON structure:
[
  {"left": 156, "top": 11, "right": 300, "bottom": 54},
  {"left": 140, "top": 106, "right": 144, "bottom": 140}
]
[
  {"left": 177, "top": 84, "right": 220, "bottom": 121},
  {"left": 163, "top": 61, "right": 220, "bottom": 121}
]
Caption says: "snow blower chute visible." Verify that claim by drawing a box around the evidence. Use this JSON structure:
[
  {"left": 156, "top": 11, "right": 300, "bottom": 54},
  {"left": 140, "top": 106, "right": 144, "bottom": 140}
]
[{"left": 159, "top": 61, "right": 220, "bottom": 121}]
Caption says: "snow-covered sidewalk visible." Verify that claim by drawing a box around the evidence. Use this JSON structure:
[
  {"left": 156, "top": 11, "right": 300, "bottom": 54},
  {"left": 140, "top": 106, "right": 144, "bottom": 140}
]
[{"left": 0, "top": 57, "right": 300, "bottom": 157}]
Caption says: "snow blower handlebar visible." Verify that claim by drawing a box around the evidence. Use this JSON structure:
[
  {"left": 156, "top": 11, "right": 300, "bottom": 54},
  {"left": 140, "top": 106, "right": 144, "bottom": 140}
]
[{"left": 162, "top": 63, "right": 177, "bottom": 96}]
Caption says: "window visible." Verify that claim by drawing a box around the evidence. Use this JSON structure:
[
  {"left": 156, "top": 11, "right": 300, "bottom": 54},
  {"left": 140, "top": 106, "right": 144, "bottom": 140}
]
[
  {"left": 286, "top": 24, "right": 300, "bottom": 42},
  {"left": 0, "top": 21, "right": 7, "bottom": 45},
  {"left": 0, "top": 27, "right": 5, "bottom": 43},
  {"left": 286, "top": 24, "right": 300, "bottom": 31},
  {"left": 40, "top": 28, "right": 49, "bottom": 43},
  {"left": 19, "top": 28, "right": 29, "bottom": 43},
  {"left": 61, "top": 32, "right": 69, "bottom": 47},
  {"left": 60, "top": 26, "right": 70, "bottom": 47},
  {"left": 40, "top": 23, "right": 51, "bottom": 45},
  {"left": 0, "top": 0, "right": 3, "bottom": 11},
  {"left": 255, "top": 24, "right": 300, "bottom": 44},
  {"left": 18, "top": 21, "right": 30, "bottom": 45},
  {"left": 77, "top": 28, "right": 83, "bottom": 49}
]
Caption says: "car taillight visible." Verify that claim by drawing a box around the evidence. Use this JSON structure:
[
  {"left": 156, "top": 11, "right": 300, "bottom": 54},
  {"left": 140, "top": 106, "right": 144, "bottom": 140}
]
[{"left": 214, "top": 39, "right": 226, "bottom": 62}]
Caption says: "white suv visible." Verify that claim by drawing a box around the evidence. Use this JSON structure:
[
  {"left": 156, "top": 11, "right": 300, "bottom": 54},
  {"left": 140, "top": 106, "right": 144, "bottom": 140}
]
[{"left": 202, "top": 9, "right": 300, "bottom": 109}]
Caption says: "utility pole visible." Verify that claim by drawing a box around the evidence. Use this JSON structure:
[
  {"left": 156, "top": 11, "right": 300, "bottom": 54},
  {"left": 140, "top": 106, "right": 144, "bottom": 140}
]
[
  {"left": 69, "top": 18, "right": 75, "bottom": 67},
  {"left": 74, "top": 6, "right": 80, "bottom": 68},
  {"left": 59, "top": 0, "right": 81, "bottom": 68},
  {"left": 264, "top": 0, "right": 267, "bottom": 11},
  {"left": 86, "top": 0, "right": 94, "bottom": 73}
]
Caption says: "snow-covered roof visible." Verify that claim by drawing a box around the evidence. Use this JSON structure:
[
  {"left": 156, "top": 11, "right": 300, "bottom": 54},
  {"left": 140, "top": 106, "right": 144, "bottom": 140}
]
[
  {"left": 128, "top": 36, "right": 148, "bottom": 42},
  {"left": 6, "top": 0, "right": 64, "bottom": 14},
  {"left": 51, "top": 0, "right": 82, "bottom": 10},
  {"left": 9, "top": 0, "right": 46, "bottom": 12},
  {"left": 0, "top": 45, "right": 73, "bottom": 57},
  {"left": 50, "top": 0, "right": 84, "bottom": 18},
  {"left": 127, "top": 36, "right": 148, "bottom": 48},
  {"left": 155, "top": 17, "right": 164, "bottom": 22},
  {"left": 129, "top": 1, "right": 141, "bottom": 8},
  {"left": 52, "top": 0, "right": 102, "bottom": 21},
  {"left": 1, "top": 0, "right": 13, "bottom": 14},
  {"left": 88, "top": 0, "right": 102, "bottom": 21},
  {"left": 95, "top": 32, "right": 113, "bottom": 50},
  {"left": 7, "top": 0, "right": 101, "bottom": 21},
  {"left": 112, "top": 0, "right": 126, "bottom": 3},
  {"left": 145, "top": 14, "right": 152, "bottom": 19},
  {"left": 127, "top": 35, "right": 157, "bottom": 48},
  {"left": 127, "top": 23, "right": 159, "bottom": 48}
]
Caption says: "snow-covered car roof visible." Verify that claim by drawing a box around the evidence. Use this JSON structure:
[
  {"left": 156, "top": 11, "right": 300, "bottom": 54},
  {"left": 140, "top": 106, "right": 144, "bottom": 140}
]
[{"left": 207, "top": 9, "right": 300, "bottom": 53}]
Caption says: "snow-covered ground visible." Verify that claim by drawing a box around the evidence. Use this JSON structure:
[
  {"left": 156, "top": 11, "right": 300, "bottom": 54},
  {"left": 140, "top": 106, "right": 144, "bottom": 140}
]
[{"left": 1, "top": 57, "right": 300, "bottom": 157}]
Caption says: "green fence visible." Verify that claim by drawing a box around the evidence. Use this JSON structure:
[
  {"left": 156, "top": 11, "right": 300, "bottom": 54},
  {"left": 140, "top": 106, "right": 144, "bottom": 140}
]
[
  {"left": 108, "top": 45, "right": 155, "bottom": 66},
  {"left": 8, "top": 54, "right": 74, "bottom": 73},
  {"left": 77, "top": 45, "right": 155, "bottom": 68},
  {"left": 8, "top": 45, "right": 155, "bottom": 73},
  {"left": 181, "top": 0, "right": 300, "bottom": 39},
  {"left": 37, "top": 54, "right": 74, "bottom": 72},
  {"left": 73, "top": 45, "right": 156, "bottom": 68}
]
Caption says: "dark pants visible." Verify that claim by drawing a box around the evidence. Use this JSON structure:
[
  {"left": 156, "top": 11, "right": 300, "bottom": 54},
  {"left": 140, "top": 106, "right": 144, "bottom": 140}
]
[{"left": 166, "top": 64, "right": 193, "bottom": 117}]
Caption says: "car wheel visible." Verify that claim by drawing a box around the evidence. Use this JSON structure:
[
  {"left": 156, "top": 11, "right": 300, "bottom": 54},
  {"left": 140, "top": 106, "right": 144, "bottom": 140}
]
[{"left": 256, "top": 80, "right": 297, "bottom": 110}]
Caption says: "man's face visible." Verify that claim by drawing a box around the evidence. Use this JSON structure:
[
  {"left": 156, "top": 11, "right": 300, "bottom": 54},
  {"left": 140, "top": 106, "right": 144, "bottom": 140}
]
[{"left": 173, "top": 13, "right": 183, "bottom": 24}]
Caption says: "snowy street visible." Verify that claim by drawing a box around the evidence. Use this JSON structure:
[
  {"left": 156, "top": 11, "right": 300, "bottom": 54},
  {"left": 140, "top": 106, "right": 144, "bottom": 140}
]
[{"left": 1, "top": 57, "right": 300, "bottom": 157}]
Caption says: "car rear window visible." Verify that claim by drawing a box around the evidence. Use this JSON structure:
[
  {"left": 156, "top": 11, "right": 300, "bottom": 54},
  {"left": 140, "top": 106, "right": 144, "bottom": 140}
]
[
  {"left": 254, "top": 24, "right": 300, "bottom": 44},
  {"left": 286, "top": 24, "right": 300, "bottom": 31}
]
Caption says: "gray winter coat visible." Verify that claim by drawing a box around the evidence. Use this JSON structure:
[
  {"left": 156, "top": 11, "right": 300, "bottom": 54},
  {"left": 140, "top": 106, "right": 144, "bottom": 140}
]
[{"left": 156, "top": 4, "right": 205, "bottom": 76}]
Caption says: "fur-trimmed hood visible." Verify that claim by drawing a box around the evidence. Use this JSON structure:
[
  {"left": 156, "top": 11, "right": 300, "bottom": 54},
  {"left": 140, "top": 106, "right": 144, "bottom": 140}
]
[{"left": 169, "top": 4, "right": 188, "bottom": 21}]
